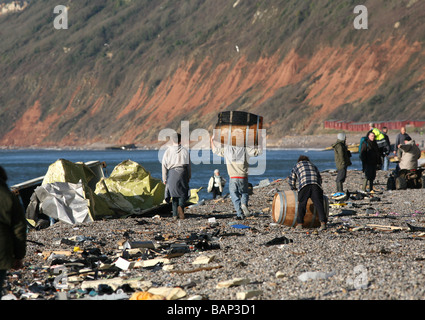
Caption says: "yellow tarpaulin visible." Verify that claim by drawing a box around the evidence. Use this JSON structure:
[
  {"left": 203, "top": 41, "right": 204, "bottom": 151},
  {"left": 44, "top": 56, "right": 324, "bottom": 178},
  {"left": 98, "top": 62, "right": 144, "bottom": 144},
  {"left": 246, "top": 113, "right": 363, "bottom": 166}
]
[
  {"left": 95, "top": 160, "right": 200, "bottom": 215},
  {"left": 95, "top": 160, "right": 165, "bottom": 215},
  {"left": 40, "top": 159, "right": 200, "bottom": 220}
]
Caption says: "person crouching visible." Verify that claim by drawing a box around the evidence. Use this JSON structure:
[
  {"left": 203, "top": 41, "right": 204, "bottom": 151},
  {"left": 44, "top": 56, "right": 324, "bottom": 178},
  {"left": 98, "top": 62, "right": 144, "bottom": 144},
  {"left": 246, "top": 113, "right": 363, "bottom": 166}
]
[{"left": 288, "top": 155, "right": 327, "bottom": 231}]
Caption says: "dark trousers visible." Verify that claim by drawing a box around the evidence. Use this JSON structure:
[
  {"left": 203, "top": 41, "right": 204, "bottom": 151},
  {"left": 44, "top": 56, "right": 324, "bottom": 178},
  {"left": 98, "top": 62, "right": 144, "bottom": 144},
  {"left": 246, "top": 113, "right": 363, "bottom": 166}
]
[
  {"left": 212, "top": 186, "right": 222, "bottom": 199},
  {"left": 336, "top": 167, "right": 347, "bottom": 183},
  {"left": 172, "top": 197, "right": 186, "bottom": 217},
  {"left": 0, "top": 270, "right": 6, "bottom": 298},
  {"left": 297, "top": 184, "right": 327, "bottom": 224},
  {"left": 336, "top": 167, "right": 347, "bottom": 192},
  {"left": 363, "top": 163, "right": 377, "bottom": 191}
]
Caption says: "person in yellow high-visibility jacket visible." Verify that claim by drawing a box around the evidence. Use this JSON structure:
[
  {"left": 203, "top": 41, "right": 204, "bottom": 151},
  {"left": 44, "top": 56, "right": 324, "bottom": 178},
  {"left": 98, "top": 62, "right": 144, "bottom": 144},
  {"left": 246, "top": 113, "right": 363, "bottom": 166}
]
[{"left": 369, "top": 123, "right": 385, "bottom": 141}]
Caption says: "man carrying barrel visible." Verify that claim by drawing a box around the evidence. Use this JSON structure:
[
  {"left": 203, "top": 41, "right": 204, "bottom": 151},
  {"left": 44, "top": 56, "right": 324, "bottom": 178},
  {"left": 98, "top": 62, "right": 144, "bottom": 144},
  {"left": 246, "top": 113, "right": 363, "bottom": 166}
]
[
  {"left": 210, "top": 135, "right": 262, "bottom": 220},
  {"left": 211, "top": 111, "right": 264, "bottom": 219},
  {"left": 288, "top": 156, "right": 327, "bottom": 231}
]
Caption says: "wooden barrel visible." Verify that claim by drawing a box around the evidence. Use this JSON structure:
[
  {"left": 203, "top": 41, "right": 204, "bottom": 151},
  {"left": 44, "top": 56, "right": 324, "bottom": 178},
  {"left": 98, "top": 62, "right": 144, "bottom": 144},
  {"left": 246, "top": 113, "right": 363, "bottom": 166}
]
[
  {"left": 214, "top": 111, "right": 263, "bottom": 147},
  {"left": 271, "top": 190, "right": 329, "bottom": 228}
]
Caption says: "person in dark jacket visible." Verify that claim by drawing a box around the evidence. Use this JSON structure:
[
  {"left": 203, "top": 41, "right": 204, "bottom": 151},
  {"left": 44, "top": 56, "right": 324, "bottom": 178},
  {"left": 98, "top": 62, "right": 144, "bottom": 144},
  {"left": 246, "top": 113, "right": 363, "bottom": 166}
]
[
  {"left": 360, "top": 131, "right": 382, "bottom": 192},
  {"left": 332, "top": 133, "right": 352, "bottom": 193},
  {"left": 0, "top": 166, "right": 27, "bottom": 297},
  {"left": 394, "top": 127, "right": 410, "bottom": 155}
]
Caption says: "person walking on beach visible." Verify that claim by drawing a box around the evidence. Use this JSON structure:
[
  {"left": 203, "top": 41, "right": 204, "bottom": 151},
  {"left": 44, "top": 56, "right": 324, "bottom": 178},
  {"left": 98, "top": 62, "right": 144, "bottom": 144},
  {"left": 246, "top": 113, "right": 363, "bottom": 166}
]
[
  {"left": 210, "top": 135, "right": 262, "bottom": 219},
  {"left": 162, "top": 133, "right": 191, "bottom": 220},
  {"left": 332, "top": 133, "right": 352, "bottom": 193},
  {"left": 207, "top": 169, "right": 226, "bottom": 199},
  {"left": 288, "top": 156, "right": 327, "bottom": 231},
  {"left": 0, "top": 166, "right": 27, "bottom": 298},
  {"left": 360, "top": 131, "right": 382, "bottom": 192}
]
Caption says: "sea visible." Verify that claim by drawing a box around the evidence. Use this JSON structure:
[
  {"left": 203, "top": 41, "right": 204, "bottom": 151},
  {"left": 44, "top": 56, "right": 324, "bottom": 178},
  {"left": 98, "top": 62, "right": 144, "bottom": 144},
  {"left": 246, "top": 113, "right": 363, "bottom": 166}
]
[{"left": 0, "top": 148, "right": 368, "bottom": 201}]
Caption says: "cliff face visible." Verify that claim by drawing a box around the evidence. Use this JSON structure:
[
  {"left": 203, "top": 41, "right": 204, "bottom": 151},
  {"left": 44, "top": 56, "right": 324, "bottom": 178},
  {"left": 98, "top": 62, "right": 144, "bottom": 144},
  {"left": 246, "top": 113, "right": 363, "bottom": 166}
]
[{"left": 0, "top": 0, "right": 424, "bottom": 147}]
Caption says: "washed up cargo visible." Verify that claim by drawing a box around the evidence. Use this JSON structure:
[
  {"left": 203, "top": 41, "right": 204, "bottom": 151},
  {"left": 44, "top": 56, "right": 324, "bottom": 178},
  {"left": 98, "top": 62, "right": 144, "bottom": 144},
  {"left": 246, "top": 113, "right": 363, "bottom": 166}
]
[
  {"left": 29, "top": 180, "right": 94, "bottom": 225},
  {"left": 25, "top": 158, "right": 201, "bottom": 227},
  {"left": 213, "top": 111, "right": 263, "bottom": 147},
  {"left": 271, "top": 190, "right": 329, "bottom": 228},
  {"left": 26, "top": 159, "right": 115, "bottom": 227},
  {"left": 95, "top": 159, "right": 200, "bottom": 216},
  {"left": 11, "top": 160, "right": 105, "bottom": 211},
  {"left": 95, "top": 159, "right": 165, "bottom": 215}
]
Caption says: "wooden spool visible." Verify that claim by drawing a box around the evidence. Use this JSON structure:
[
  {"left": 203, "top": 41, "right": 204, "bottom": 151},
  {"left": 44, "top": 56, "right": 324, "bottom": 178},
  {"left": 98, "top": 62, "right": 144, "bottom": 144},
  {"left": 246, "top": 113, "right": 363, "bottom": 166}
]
[
  {"left": 271, "top": 191, "right": 329, "bottom": 228},
  {"left": 214, "top": 111, "right": 263, "bottom": 147}
]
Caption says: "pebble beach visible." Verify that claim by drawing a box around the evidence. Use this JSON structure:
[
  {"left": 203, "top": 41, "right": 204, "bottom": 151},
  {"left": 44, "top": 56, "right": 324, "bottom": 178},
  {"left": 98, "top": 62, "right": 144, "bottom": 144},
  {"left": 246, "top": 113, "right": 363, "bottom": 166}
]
[{"left": 4, "top": 167, "right": 425, "bottom": 302}]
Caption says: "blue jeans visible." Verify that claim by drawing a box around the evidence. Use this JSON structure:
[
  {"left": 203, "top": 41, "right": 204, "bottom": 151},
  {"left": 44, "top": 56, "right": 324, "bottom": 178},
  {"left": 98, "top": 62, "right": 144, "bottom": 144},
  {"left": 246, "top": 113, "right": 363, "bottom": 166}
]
[
  {"left": 172, "top": 196, "right": 186, "bottom": 217},
  {"left": 229, "top": 178, "right": 249, "bottom": 217},
  {"left": 383, "top": 156, "right": 389, "bottom": 171}
]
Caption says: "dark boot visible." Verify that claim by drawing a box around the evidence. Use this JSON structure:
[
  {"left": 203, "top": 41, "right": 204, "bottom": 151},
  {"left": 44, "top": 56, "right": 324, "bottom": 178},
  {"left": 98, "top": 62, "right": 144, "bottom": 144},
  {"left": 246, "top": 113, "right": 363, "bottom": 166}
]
[{"left": 369, "top": 180, "right": 374, "bottom": 192}]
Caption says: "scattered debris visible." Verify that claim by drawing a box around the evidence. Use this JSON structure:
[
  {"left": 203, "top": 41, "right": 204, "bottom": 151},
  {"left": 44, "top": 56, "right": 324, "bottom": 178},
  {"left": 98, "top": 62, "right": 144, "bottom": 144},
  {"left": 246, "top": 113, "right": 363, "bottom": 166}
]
[
  {"left": 4, "top": 168, "right": 425, "bottom": 300},
  {"left": 147, "top": 287, "right": 187, "bottom": 300},
  {"left": 171, "top": 266, "right": 223, "bottom": 274},
  {"left": 298, "top": 271, "right": 336, "bottom": 282},
  {"left": 192, "top": 255, "right": 216, "bottom": 265},
  {"left": 366, "top": 224, "right": 407, "bottom": 232},
  {"left": 236, "top": 289, "right": 263, "bottom": 300},
  {"left": 217, "top": 278, "right": 250, "bottom": 288},
  {"left": 130, "top": 291, "right": 165, "bottom": 300},
  {"left": 230, "top": 224, "right": 251, "bottom": 229},
  {"left": 406, "top": 223, "right": 425, "bottom": 232},
  {"left": 263, "top": 236, "right": 293, "bottom": 246}
]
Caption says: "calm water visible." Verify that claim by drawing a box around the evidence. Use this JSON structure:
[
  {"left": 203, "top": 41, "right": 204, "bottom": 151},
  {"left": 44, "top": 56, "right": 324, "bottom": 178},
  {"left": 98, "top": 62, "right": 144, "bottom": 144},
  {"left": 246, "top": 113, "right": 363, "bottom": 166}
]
[{"left": 0, "top": 148, "right": 365, "bottom": 200}]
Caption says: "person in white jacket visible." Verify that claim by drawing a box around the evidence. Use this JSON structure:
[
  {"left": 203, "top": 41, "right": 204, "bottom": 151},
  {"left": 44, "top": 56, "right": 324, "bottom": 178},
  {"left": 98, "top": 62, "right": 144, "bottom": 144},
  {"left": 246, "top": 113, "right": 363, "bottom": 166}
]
[
  {"left": 162, "top": 133, "right": 191, "bottom": 220},
  {"left": 207, "top": 169, "right": 226, "bottom": 199},
  {"left": 397, "top": 137, "right": 421, "bottom": 171}
]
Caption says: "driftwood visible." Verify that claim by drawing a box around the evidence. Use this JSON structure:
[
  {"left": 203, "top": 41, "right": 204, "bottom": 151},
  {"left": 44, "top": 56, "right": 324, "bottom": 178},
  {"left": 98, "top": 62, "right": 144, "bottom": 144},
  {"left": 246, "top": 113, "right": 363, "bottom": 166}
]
[
  {"left": 170, "top": 265, "right": 223, "bottom": 274},
  {"left": 366, "top": 224, "right": 407, "bottom": 232},
  {"left": 406, "top": 223, "right": 425, "bottom": 232}
]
